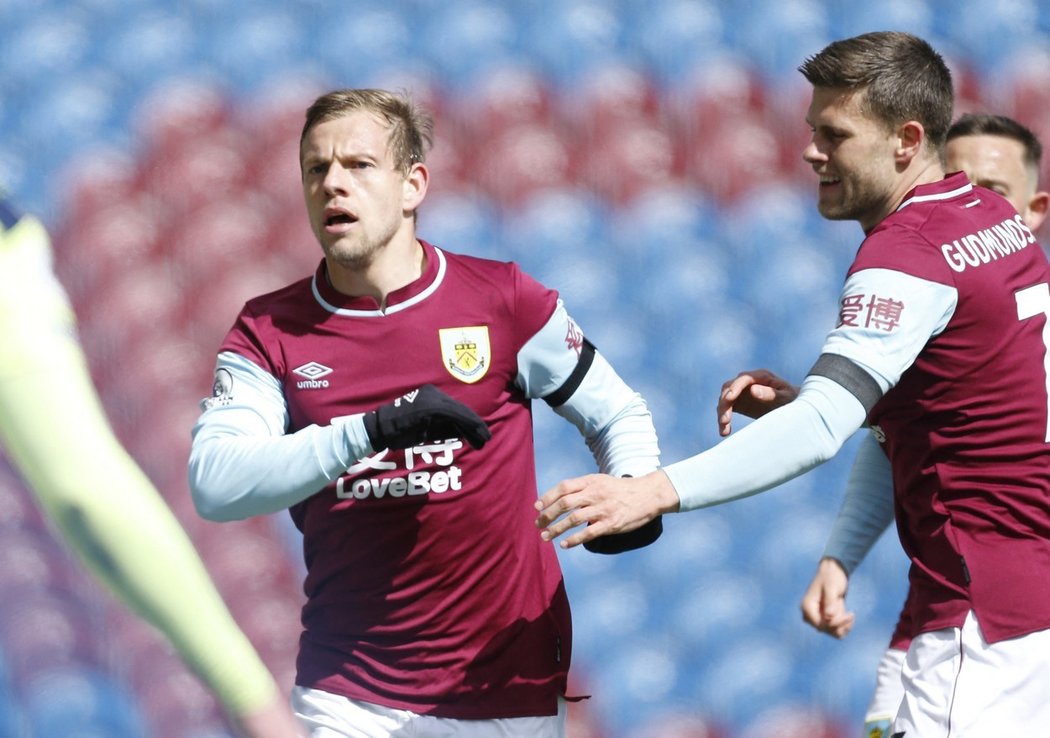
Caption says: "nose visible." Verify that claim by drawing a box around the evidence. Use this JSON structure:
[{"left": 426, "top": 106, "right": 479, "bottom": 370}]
[
  {"left": 802, "top": 139, "right": 824, "bottom": 166},
  {"left": 322, "top": 163, "right": 350, "bottom": 196}
]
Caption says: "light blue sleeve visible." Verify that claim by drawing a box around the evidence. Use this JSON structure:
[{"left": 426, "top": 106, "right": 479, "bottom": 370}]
[
  {"left": 822, "top": 432, "right": 896, "bottom": 574},
  {"left": 820, "top": 267, "right": 957, "bottom": 393},
  {"left": 516, "top": 302, "right": 661, "bottom": 477},
  {"left": 188, "top": 352, "right": 374, "bottom": 521},
  {"left": 664, "top": 375, "right": 867, "bottom": 511}
]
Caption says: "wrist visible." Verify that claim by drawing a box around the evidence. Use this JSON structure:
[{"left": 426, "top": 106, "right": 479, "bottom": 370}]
[
  {"left": 820, "top": 555, "right": 850, "bottom": 577},
  {"left": 652, "top": 470, "right": 681, "bottom": 514}
]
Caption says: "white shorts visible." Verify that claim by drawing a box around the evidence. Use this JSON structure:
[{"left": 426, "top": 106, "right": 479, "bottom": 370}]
[
  {"left": 863, "top": 646, "right": 906, "bottom": 738},
  {"left": 893, "top": 611, "right": 1050, "bottom": 737},
  {"left": 291, "top": 686, "right": 567, "bottom": 738}
]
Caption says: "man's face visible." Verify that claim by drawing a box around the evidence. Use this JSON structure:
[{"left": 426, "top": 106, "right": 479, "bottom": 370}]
[
  {"left": 803, "top": 87, "right": 901, "bottom": 232},
  {"left": 300, "top": 111, "right": 412, "bottom": 270},
  {"left": 946, "top": 133, "right": 1034, "bottom": 220}
]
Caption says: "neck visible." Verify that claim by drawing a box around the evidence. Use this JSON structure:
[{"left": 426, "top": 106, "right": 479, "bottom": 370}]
[
  {"left": 863, "top": 160, "right": 946, "bottom": 234},
  {"left": 326, "top": 233, "right": 425, "bottom": 310}
]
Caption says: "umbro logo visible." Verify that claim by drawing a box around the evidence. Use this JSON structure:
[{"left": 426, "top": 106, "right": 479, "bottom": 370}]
[{"left": 293, "top": 361, "right": 333, "bottom": 389}]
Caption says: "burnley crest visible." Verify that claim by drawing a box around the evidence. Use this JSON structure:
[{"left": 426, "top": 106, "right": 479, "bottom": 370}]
[{"left": 439, "top": 326, "right": 490, "bottom": 384}]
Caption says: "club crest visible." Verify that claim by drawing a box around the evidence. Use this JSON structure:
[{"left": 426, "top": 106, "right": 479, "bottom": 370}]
[{"left": 439, "top": 326, "right": 490, "bottom": 384}]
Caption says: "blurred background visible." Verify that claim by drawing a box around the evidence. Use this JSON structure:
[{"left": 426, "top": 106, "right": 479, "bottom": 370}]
[{"left": 1, "top": 0, "right": 1048, "bottom": 736}]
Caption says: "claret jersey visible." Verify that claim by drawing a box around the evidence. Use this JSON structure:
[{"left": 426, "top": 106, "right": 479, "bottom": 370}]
[
  {"left": 207, "top": 239, "right": 659, "bottom": 718},
  {"left": 823, "top": 173, "right": 1050, "bottom": 643}
]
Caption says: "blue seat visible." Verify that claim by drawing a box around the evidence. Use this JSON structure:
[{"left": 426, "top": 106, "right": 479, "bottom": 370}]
[
  {"left": 831, "top": 0, "right": 933, "bottom": 39},
  {"left": 518, "top": 0, "right": 628, "bottom": 87},
  {"left": 420, "top": 190, "right": 503, "bottom": 260},
  {"left": 723, "top": 0, "right": 832, "bottom": 82},
  {"left": 499, "top": 185, "right": 611, "bottom": 268},
  {"left": 22, "top": 666, "right": 145, "bottom": 738},
  {"left": 201, "top": 7, "right": 307, "bottom": 91},
  {"left": 311, "top": 1, "right": 415, "bottom": 86},
  {"left": 417, "top": 0, "right": 520, "bottom": 90}
]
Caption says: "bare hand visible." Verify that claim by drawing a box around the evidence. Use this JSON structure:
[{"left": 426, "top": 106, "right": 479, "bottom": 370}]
[
  {"left": 800, "top": 557, "right": 855, "bottom": 639},
  {"left": 534, "top": 471, "right": 680, "bottom": 549},
  {"left": 233, "top": 691, "right": 307, "bottom": 738},
  {"left": 717, "top": 368, "right": 799, "bottom": 437}
]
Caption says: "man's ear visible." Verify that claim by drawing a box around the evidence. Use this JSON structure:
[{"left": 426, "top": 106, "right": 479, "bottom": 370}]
[
  {"left": 403, "top": 162, "right": 428, "bottom": 213},
  {"left": 1024, "top": 190, "right": 1050, "bottom": 234},
  {"left": 895, "top": 120, "right": 925, "bottom": 166}
]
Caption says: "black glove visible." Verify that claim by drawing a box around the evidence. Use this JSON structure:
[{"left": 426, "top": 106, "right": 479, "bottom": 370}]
[
  {"left": 363, "top": 384, "right": 491, "bottom": 451},
  {"left": 583, "top": 516, "right": 663, "bottom": 554}
]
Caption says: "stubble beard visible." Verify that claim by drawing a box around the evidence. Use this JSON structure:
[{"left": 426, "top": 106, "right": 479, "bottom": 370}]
[{"left": 326, "top": 237, "right": 382, "bottom": 271}]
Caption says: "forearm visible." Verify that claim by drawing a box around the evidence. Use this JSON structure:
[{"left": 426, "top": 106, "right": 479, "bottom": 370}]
[
  {"left": 552, "top": 352, "right": 661, "bottom": 477},
  {"left": 823, "top": 433, "right": 895, "bottom": 573},
  {"left": 665, "top": 375, "right": 867, "bottom": 511},
  {"left": 0, "top": 353, "right": 279, "bottom": 718},
  {"left": 189, "top": 412, "right": 373, "bottom": 521}
]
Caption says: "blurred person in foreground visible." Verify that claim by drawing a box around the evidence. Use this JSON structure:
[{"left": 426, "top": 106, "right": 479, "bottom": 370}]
[
  {"left": 0, "top": 199, "right": 304, "bottom": 737},
  {"left": 536, "top": 32, "right": 1050, "bottom": 737},
  {"left": 187, "top": 88, "right": 661, "bottom": 738},
  {"left": 718, "top": 112, "right": 1050, "bottom": 738}
]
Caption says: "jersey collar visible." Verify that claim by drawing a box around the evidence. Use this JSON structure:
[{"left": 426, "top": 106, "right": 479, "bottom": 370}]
[
  {"left": 310, "top": 239, "right": 447, "bottom": 317},
  {"left": 895, "top": 171, "right": 973, "bottom": 213}
]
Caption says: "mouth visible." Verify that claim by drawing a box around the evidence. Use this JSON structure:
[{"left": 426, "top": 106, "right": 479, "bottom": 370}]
[
  {"left": 817, "top": 174, "right": 840, "bottom": 187},
  {"left": 324, "top": 206, "right": 357, "bottom": 231}
]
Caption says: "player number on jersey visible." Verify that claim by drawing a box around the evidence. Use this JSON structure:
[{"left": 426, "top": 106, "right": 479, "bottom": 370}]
[{"left": 1016, "top": 282, "right": 1050, "bottom": 442}]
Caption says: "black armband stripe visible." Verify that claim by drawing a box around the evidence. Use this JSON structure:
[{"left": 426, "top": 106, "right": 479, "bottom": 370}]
[
  {"left": 807, "top": 353, "right": 883, "bottom": 414},
  {"left": 544, "top": 338, "right": 596, "bottom": 408}
]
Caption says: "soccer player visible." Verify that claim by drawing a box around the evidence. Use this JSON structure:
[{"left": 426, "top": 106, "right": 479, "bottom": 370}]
[
  {"left": 188, "top": 88, "right": 661, "bottom": 738},
  {"left": 719, "top": 112, "right": 1050, "bottom": 738},
  {"left": 535, "top": 32, "right": 1050, "bottom": 737},
  {"left": 0, "top": 200, "right": 303, "bottom": 737}
]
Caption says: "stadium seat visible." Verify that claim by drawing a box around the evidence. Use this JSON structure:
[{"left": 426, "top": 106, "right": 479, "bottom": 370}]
[
  {"left": 472, "top": 120, "right": 577, "bottom": 206},
  {"left": 739, "top": 703, "right": 850, "bottom": 738},
  {"left": 310, "top": 2, "right": 414, "bottom": 85},
  {"left": 95, "top": 8, "right": 199, "bottom": 95},
  {"left": 448, "top": 60, "right": 554, "bottom": 143},
  {"left": 624, "top": 0, "right": 727, "bottom": 86},
  {"left": 831, "top": 0, "right": 933, "bottom": 39},
  {"left": 579, "top": 116, "right": 685, "bottom": 205},
  {"left": 0, "top": 590, "right": 108, "bottom": 686},
  {"left": 724, "top": 0, "right": 832, "bottom": 82},
  {"left": 634, "top": 712, "right": 730, "bottom": 738},
  {"left": 519, "top": 0, "right": 626, "bottom": 86},
  {"left": 420, "top": 0, "right": 521, "bottom": 89},
  {"left": 417, "top": 190, "right": 503, "bottom": 260},
  {"left": 0, "top": 527, "right": 83, "bottom": 599}
]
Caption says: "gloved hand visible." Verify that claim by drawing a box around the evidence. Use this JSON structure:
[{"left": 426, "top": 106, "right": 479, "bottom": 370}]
[
  {"left": 583, "top": 516, "right": 663, "bottom": 554},
  {"left": 363, "top": 385, "right": 491, "bottom": 451}
]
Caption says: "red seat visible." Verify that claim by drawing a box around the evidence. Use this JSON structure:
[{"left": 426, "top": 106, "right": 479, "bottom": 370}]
[
  {"left": 472, "top": 121, "right": 576, "bottom": 206},
  {"left": 579, "top": 115, "right": 685, "bottom": 205}
]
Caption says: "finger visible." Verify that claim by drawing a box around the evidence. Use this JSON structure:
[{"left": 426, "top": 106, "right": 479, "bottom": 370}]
[
  {"left": 799, "top": 592, "right": 823, "bottom": 628},
  {"left": 540, "top": 505, "right": 595, "bottom": 541},
  {"left": 534, "top": 496, "right": 572, "bottom": 529},
  {"left": 535, "top": 477, "right": 585, "bottom": 514},
  {"left": 749, "top": 384, "right": 777, "bottom": 402},
  {"left": 825, "top": 613, "right": 855, "bottom": 639}
]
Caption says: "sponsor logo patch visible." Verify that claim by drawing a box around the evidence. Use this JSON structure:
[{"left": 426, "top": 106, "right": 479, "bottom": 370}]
[
  {"left": 293, "top": 361, "right": 333, "bottom": 389},
  {"left": 439, "top": 326, "right": 490, "bottom": 384},
  {"left": 201, "top": 367, "right": 234, "bottom": 410}
]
